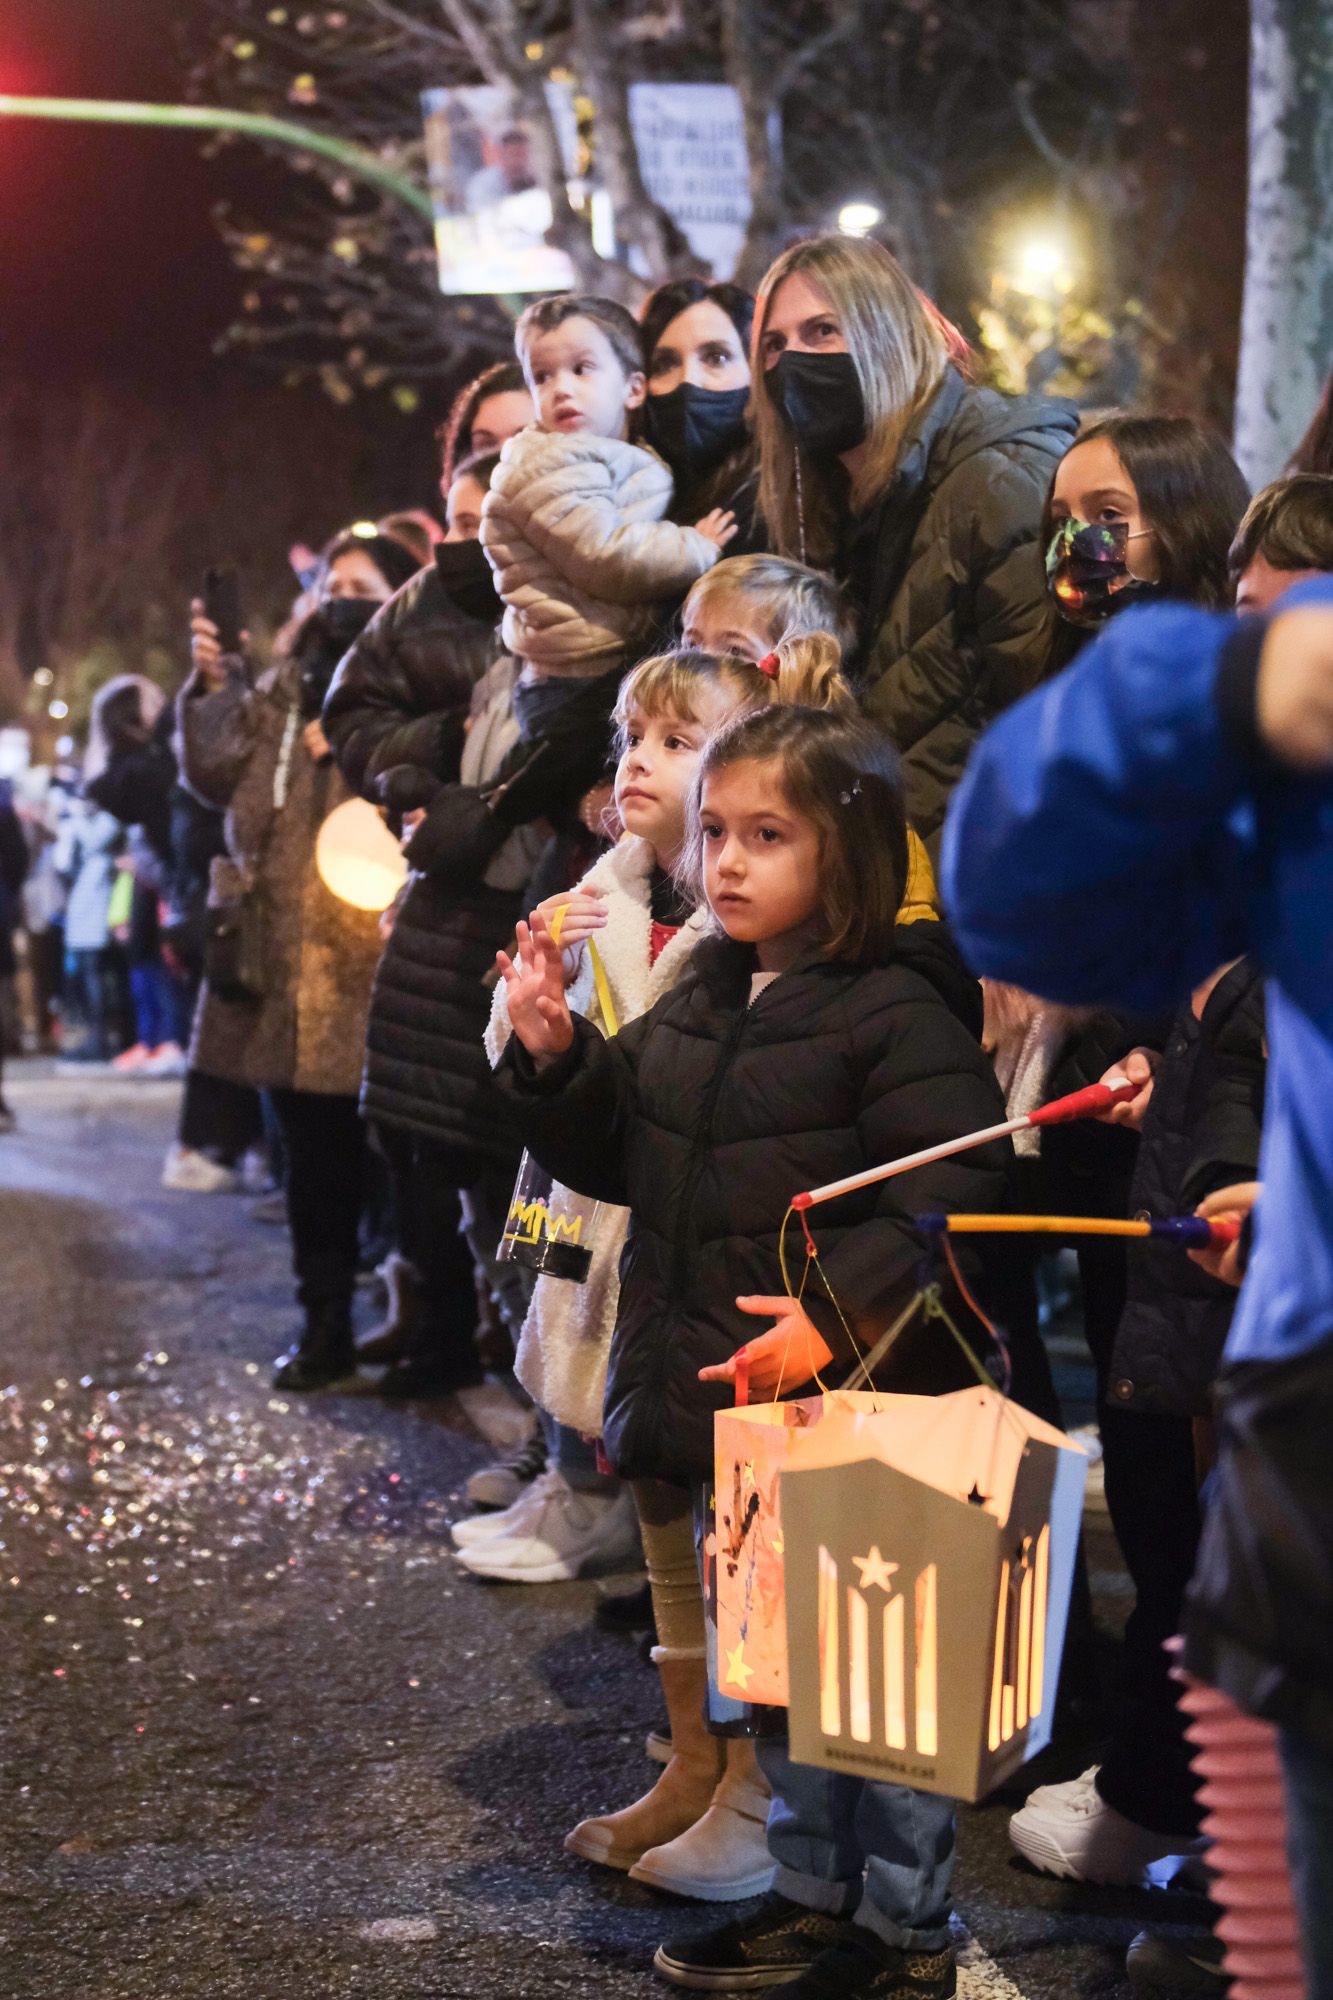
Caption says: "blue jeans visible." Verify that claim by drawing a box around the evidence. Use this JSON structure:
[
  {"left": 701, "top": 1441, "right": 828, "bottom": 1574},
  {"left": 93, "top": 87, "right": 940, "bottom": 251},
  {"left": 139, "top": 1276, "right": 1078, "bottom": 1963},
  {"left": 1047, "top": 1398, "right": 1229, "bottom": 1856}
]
[
  {"left": 757, "top": 1737, "right": 955, "bottom": 1954},
  {"left": 1280, "top": 1728, "right": 1333, "bottom": 2000},
  {"left": 129, "top": 958, "right": 187, "bottom": 1048}
]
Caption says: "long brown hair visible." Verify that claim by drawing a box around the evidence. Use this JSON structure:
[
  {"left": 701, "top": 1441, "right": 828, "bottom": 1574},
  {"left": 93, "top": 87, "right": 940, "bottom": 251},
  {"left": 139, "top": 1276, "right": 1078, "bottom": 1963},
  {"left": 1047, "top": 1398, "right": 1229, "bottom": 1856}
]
[
  {"left": 681, "top": 706, "right": 908, "bottom": 966},
  {"left": 752, "top": 236, "right": 949, "bottom": 564}
]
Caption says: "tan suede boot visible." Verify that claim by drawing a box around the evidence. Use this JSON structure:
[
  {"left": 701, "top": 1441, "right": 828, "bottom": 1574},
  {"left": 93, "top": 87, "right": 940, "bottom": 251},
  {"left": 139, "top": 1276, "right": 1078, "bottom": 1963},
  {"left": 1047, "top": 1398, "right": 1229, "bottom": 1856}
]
[
  {"left": 564, "top": 1649, "right": 724, "bottom": 1871},
  {"left": 629, "top": 1736, "right": 777, "bottom": 1901}
]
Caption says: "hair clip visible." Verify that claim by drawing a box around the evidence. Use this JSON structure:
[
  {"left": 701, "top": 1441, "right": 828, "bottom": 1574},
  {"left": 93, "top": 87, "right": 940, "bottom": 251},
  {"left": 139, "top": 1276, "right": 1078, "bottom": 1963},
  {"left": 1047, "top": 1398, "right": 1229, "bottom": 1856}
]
[
  {"left": 756, "top": 652, "right": 781, "bottom": 679},
  {"left": 838, "top": 779, "right": 863, "bottom": 807}
]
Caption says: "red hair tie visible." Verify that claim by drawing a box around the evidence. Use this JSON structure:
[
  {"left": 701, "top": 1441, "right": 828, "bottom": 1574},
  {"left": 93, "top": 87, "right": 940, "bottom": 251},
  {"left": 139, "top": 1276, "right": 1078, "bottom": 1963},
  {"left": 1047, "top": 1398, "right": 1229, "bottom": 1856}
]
[{"left": 756, "top": 651, "right": 781, "bottom": 679}]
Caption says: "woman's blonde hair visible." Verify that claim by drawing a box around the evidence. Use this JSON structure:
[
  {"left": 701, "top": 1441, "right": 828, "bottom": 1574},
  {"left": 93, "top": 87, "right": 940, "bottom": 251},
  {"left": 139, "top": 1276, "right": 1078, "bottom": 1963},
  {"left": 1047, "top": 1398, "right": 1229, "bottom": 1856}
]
[
  {"left": 752, "top": 235, "right": 949, "bottom": 563},
  {"left": 613, "top": 637, "right": 855, "bottom": 754},
  {"left": 684, "top": 553, "right": 858, "bottom": 657}
]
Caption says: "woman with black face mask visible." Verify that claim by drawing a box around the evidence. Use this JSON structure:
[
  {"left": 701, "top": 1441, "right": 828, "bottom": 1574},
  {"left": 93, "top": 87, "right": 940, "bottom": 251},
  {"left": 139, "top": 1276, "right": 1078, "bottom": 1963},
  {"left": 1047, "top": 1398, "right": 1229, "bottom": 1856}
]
[
  {"left": 179, "top": 527, "right": 421, "bottom": 1391},
  {"left": 751, "top": 234, "right": 1079, "bottom": 857},
  {"left": 639, "top": 280, "right": 761, "bottom": 551}
]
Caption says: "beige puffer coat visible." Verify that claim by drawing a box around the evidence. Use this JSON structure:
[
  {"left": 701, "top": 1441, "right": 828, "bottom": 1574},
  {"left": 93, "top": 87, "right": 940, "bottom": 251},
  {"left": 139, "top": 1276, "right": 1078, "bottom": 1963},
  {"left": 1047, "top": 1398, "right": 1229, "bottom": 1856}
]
[{"left": 480, "top": 427, "right": 720, "bottom": 675}]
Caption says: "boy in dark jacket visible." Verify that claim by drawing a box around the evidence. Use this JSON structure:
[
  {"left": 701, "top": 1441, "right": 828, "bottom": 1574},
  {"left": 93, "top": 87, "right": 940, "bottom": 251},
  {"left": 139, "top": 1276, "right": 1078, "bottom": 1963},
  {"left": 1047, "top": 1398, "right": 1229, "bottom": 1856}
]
[{"left": 942, "top": 580, "right": 1333, "bottom": 1996}]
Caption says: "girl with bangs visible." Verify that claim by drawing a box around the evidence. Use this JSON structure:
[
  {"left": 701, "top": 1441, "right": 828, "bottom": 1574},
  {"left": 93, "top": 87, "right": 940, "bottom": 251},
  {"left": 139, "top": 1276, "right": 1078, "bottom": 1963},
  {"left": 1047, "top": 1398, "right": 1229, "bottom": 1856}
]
[
  {"left": 494, "top": 705, "right": 1055, "bottom": 1999},
  {"left": 750, "top": 233, "right": 1078, "bottom": 855},
  {"left": 475, "top": 640, "right": 854, "bottom": 1904}
]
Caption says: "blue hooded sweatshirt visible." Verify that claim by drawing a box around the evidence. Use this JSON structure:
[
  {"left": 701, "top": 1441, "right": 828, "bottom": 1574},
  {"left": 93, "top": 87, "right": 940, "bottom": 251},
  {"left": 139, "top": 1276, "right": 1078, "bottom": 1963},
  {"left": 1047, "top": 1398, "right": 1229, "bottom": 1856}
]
[{"left": 940, "top": 581, "right": 1333, "bottom": 1373}]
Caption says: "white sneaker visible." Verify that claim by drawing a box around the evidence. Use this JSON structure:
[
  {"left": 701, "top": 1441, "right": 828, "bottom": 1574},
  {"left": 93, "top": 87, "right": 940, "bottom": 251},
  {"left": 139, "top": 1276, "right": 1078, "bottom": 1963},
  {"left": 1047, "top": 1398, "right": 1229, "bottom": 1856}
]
[
  {"left": 450, "top": 1473, "right": 552, "bottom": 1549},
  {"left": 465, "top": 1424, "right": 548, "bottom": 1510},
  {"left": 141, "top": 1042, "right": 188, "bottom": 1078},
  {"left": 161, "top": 1143, "right": 240, "bottom": 1194},
  {"left": 454, "top": 1471, "right": 641, "bottom": 1583},
  {"left": 1009, "top": 1766, "right": 1207, "bottom": 1885}
]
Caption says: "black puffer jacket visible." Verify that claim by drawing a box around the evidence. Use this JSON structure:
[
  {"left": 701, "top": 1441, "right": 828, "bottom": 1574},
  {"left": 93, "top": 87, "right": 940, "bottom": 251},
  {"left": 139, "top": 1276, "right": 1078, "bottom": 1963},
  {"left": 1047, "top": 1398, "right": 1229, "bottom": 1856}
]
[
  {"left": 323, "top": 543, "right": 516, "bottom": 1157},
  {"left": 842, "top": 369, "right": 1078, "bottom": 854},
  {"left": 1108, "top": 959, "right": 1266, "bottom": 1417},
  {"left": 324, "top": 540, "right": 498, "bottom": 792},
  {"left": 497, "top": 923, "right": 1039, "bottom": 1484}
]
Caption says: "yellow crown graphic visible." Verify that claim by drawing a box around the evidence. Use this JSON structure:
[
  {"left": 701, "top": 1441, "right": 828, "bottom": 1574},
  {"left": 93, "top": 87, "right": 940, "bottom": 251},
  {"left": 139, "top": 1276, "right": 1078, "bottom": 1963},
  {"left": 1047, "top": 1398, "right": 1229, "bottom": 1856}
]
[{"left": 505, "top": 1195, "right": 585, "bottom": 1248}]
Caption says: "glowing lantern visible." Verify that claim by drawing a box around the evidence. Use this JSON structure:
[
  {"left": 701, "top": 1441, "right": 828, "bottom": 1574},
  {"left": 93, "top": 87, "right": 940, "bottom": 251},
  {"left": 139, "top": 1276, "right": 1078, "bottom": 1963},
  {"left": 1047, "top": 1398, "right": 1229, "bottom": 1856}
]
[
  {"left": 315, "top": 797, "right": 407, "bottom": 912},
  {"left": 779, "top": 1386, "right": 1086, "bottom": 1801}
]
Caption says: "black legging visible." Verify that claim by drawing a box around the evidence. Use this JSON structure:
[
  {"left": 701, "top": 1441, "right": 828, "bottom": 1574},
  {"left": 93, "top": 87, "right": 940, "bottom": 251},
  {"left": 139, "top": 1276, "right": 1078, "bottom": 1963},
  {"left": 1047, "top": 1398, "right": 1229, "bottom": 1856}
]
[
  {"left": 268, "top": 1089, "right": 367, "bottom": 1315},
  {"left": 373, "top": 1124, "right": 480, "bottom": 1363},
  {"left": 179, "top": 1068, "right": 264, "bottom": 1166}
]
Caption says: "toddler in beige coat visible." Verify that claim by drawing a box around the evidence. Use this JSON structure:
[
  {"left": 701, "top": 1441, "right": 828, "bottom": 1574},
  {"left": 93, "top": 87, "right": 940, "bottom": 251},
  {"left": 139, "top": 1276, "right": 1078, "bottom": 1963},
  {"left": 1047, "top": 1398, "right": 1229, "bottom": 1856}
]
[{"left": 481, "top": 293, "right": 735, "bottom": 722}]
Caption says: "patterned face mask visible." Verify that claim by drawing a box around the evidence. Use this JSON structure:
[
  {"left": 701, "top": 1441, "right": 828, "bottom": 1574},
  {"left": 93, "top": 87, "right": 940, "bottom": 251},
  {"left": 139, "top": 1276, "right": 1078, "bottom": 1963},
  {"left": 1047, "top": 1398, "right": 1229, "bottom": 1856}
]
[{"left": 1045, "top": 517, "right": 1159, "bottom": 628}]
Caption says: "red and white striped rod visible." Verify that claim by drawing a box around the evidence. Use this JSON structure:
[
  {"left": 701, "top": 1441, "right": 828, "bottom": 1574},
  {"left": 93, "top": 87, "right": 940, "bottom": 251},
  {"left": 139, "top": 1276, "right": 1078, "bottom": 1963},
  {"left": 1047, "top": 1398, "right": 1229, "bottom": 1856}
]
[{"left": 790, "top": 1079, "right": 1142, "bottom": 1212}]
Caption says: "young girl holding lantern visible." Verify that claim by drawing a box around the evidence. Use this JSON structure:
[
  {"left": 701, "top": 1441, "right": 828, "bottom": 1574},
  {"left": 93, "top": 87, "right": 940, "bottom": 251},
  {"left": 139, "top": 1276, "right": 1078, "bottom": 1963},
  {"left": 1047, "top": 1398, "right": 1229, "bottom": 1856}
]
[
  {"left": 494, "top": 705, "right": 1054, "bottom": 2000},
  {"left": 474, "top": 637, "right": 857, "bottom": 1904}
]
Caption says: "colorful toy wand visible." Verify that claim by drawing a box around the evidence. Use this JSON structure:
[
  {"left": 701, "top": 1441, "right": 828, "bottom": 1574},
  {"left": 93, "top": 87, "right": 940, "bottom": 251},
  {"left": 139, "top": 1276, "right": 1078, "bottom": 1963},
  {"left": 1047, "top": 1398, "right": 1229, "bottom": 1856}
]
[
  {"left": 791, "top": 1080, "right": 1143, "bottom": 1213},
  {"left": 914, "top": 1212, "right": 1243, "bottom": 1250}
]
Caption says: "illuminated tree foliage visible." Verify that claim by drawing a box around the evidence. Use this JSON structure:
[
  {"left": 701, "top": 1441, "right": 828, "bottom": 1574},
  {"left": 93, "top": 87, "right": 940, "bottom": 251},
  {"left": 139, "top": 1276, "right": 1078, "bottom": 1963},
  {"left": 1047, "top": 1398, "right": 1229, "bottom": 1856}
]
[{"left": 184, "top": 0, "right": 1129, "bottom": 401}]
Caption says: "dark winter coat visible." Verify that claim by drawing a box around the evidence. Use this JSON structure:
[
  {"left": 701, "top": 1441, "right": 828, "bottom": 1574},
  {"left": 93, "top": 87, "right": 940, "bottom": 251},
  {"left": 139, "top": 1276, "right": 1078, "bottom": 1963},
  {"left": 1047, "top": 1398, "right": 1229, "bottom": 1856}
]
[
  {"left": 179, "top": 656, "right": 383, "bottom": 1097},
  {"left": 0, "top": 794, "right": 28, "bottom": 980},
  {"left": 497, "top": 923, "right": 1035, "bottom": 1485},
  {"left": 1107, "top": 958, "right": 1266, "bottom": 1417},
  {"left": 322, "top": 549, "right": 519, "bottom": 1157},
  {"left": 84, "top": 707, "right": 177, "bottom": 870},
  {"left": 842, "top": 368, "right": 1078, "bottom": 853},
  {"left": 324, "top": 546, "right": 625, "bottom": 1155},
  {"left": 322, "top": 540, "right": 497, "bottom": 795}
]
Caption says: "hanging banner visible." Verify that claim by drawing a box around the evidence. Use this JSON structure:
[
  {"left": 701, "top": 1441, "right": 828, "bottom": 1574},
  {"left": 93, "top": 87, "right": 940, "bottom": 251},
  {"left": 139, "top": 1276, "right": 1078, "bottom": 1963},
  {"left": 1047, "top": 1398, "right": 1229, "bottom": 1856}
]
[
  {"left": 423, "top": 80, "right": 763, "bottom": 294},
  {"left": 422, "top": 84, "right": 583, "bottom": 295},
  {"left": 626, "top": 83, "right": 759, "bottom": 283}
]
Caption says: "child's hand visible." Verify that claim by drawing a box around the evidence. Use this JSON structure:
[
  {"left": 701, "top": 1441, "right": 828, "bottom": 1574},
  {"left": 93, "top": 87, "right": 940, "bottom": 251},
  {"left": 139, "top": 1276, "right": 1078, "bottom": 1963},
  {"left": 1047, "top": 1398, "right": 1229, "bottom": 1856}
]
[
  {"left": 1188, "top": 1182, "right": 1259, "bottom": 1288},
  {"left": 536, "top": 888, "right": 608, "bottom": 965},
  {"left": 1095, "top": 1048, "right": 1158, "bottom": 1129},
  {"left": 694, "top": 508, "right": 738, "bottom": 551},
  {"left": 496, "top": 914, "right": 575, "bottom": 1061},
  {"left": 698, "top": 1299, "right": 836, "bottom": 1398}
]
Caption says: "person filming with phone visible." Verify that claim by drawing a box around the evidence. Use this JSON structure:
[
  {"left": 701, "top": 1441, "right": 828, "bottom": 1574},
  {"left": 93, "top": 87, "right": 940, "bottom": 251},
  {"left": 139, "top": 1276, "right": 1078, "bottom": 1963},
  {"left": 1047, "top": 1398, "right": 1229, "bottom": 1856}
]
[{"left": 179, "top": 528, "right": 421, "bottom": 1390}]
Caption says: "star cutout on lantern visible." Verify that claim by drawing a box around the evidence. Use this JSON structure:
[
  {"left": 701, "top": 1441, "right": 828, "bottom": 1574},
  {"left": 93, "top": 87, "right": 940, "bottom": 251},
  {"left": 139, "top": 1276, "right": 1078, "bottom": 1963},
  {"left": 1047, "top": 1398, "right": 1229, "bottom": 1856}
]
[
  {"left": 852, "top": 1546, "right": 899, "bottom": 1592},
  {"left": 773, "top": 1530, "right": 784, "bottom": 1556},
  {"left": 741, "top": 1460, "right": 757, "bottom": 1490},
  {"left": 724, "top": 1640, "right": 755, "bottom": 1691},
  {"left": 966, "top": 1485, "right": 990, "bottom": 1508}
]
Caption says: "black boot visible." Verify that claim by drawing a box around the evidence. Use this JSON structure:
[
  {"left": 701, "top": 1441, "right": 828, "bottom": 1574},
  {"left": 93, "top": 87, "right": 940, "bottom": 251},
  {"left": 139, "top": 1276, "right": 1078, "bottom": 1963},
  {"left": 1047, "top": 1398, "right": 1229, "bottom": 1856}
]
[{"left": 273, "top": 1300, "right": 357, "bottom": 1391}]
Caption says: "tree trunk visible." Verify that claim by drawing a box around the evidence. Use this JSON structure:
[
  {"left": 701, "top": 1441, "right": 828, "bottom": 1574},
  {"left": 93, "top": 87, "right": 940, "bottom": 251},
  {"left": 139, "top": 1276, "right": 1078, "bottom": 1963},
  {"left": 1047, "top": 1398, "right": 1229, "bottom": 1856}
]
[{"left": 1233, "top": 0, "right": 1333, "bottom": 485}]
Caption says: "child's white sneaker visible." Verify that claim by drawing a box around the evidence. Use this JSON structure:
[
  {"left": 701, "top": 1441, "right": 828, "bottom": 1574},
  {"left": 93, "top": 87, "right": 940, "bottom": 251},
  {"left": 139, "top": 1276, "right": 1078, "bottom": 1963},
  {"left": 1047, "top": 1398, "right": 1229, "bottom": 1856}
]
[
  {"left": 1009, "top": 1766, "right": 1207, "bottom": 1885},
  {"left": 454, "top": 1471, "right": 640, "bottom": 1583},
  {"left": 161, "top": 1143, "right": 239, "bottom": 1194}
]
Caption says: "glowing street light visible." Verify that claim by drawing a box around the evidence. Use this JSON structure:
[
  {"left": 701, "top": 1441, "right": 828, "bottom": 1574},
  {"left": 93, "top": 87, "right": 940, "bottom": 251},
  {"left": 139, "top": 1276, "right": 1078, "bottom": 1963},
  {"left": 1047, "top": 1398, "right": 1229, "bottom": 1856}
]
[
  {"left": 48, "top": 699, "right": 69, "bottom": 720},
  {"left": 838, "top": 202, "right": 882, "bottom": 239},
  {"left": 1010, "top": 231, "right": 1077, "bottom": 297}
]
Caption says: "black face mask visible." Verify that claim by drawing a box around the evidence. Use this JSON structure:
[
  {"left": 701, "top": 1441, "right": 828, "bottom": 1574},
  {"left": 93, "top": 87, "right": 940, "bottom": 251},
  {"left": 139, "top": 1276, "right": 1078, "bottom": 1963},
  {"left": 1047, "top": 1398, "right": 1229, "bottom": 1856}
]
[
  {"left": 642, "top": 383, "right": 751, "bottom": 482},
  {"left": 768, "top": 351, "right": 867, "bottom": 458},
  {"left": 297, "top": 595, "right": 379, "bottom": 717}
]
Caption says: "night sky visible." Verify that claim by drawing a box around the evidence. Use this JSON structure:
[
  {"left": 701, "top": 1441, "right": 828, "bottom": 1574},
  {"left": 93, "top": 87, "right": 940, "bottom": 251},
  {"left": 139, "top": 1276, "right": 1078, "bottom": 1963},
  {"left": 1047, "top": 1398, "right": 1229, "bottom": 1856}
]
[{"left": 1, "top": 0, "right": 242, "bottom": 386}]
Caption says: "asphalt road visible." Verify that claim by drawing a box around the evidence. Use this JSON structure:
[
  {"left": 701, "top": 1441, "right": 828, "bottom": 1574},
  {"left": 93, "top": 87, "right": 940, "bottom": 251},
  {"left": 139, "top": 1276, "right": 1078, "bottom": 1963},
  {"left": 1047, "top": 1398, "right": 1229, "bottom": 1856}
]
[{"left": 0, "top": 1065, "right": 1212, "bottom": 2000}]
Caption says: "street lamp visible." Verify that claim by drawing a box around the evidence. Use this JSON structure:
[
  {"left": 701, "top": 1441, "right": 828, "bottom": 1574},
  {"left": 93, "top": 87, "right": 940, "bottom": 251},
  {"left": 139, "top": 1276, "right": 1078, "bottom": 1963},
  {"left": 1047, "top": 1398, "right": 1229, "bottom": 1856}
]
[
  {"left": 838, "top": 202, "right": 882, "bottom": 239},
  {"left": 1009, "top": 231, "right": 1077, "bottom": 297}
]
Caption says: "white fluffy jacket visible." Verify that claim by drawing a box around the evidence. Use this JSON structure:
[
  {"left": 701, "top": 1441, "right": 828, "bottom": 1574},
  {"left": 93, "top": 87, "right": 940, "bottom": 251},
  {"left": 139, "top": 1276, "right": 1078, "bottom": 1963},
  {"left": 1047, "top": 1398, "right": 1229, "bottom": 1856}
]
[
  {"left": 480, "top": 427, "right": 719, "bottom": 675},
  {"left": 485, "top": 835, "right": 707, "bottom": 1432}
]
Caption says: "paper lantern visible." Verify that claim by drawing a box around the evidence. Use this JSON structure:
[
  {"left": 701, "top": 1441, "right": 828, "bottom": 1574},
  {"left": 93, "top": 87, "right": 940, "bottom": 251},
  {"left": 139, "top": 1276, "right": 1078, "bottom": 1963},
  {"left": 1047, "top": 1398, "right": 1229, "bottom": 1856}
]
[
  {"left": 713, "top": 1389, "right": 888, "bottom": 1710},
  {"left": 778, "top": 1387, "right": 1086, "bottom": 1801},
  {"left": 315, "top": 797, "right": 407, "bottom": 912}
]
